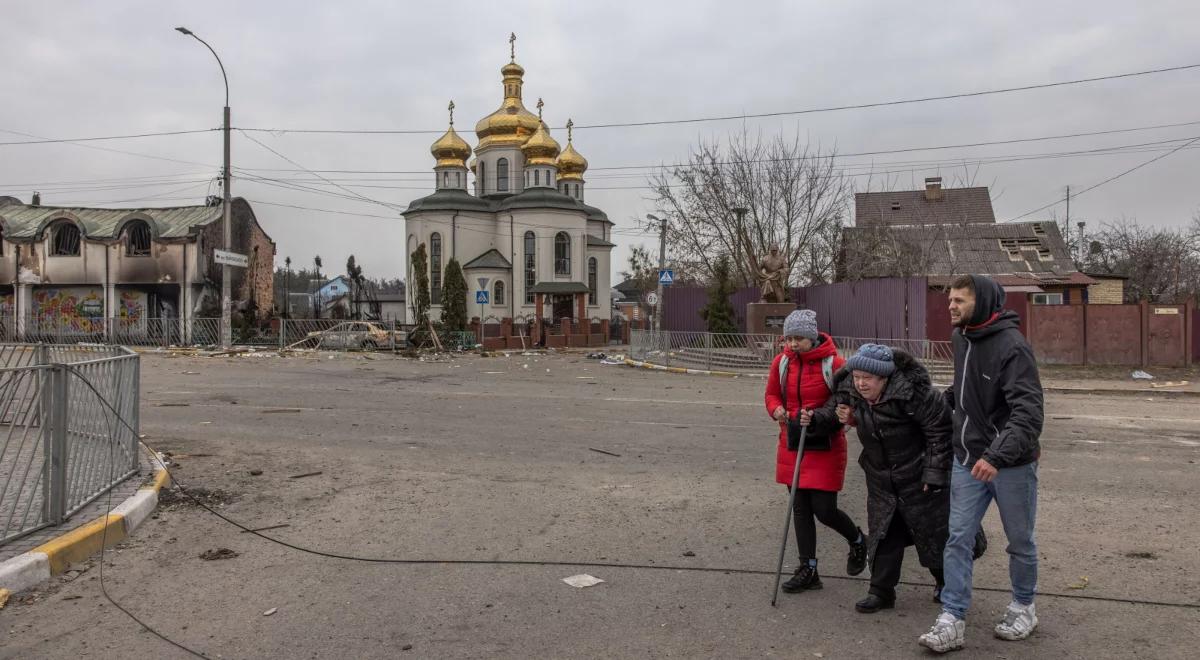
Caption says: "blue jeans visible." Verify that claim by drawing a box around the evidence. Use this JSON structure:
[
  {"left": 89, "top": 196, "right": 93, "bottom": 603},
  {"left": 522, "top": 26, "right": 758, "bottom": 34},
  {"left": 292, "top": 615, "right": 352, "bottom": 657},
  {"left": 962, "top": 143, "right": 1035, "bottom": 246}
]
[{"left": 941, "top": 461, "right": 1038, "bottom": 620}]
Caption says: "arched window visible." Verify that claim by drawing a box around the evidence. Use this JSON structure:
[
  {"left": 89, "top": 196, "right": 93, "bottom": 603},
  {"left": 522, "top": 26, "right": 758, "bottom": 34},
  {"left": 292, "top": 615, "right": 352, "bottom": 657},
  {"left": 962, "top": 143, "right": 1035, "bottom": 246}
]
[
  {"left": 554, "top": 232, "right": 571, "bottom": 275},
  {"left": 494, "top": 281, "right": 506, "bottom": 306},
  {"left": 124, "top": 220, "right": 152, "bottom": 257},
  {"left": 524, "top": 231, "right": 536, "bottom": 304},
  {"left": 496, "top": 158, "right": 509, "bottom": 192},
  {"left": 430, "top": 232, "right": 443, "bottom": 305},
  {"left": 454, "top": 172, "right": 460, "bottom": 188},
  {"left": 534, "top": 170, "right": 541, "bottom": 186},
  {"left": 588, "top": 257, "right": 598, "bottom": 305},
  {"left": 50, "top": 221, "right": 81, "bottom": 256},
  {"left": 442, "top": 171, "right": 449, "bottom": 188}
]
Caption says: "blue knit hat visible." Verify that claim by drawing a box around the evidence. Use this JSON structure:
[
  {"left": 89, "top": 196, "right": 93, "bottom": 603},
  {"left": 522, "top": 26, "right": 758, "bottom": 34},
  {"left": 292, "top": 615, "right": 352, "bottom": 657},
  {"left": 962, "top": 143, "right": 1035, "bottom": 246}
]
[
  {"left": 782, "top": 309, "right": 818, "bottom": 341},
  {"left": 845, "top": 343, "right": 895, "bottom": 377}
]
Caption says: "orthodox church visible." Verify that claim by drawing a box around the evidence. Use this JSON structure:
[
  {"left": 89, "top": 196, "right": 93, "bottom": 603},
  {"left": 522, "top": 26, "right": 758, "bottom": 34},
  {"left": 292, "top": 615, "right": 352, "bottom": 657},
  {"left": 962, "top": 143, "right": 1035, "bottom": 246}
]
[{"left": 403, "top": 36, "right": 614, "bottom": 344}]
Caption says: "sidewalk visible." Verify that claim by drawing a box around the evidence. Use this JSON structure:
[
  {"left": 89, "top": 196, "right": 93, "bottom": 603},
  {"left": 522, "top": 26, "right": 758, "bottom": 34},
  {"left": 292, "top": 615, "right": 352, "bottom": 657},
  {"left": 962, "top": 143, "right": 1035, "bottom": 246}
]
[{"left": 0, "top": 449, "right": 167, "bottom": 593}]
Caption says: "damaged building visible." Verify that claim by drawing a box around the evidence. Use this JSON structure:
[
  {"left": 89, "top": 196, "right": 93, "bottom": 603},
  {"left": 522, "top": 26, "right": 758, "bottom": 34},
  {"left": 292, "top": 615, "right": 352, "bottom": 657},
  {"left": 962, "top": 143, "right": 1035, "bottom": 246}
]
[{"left": 0, "top": 195, "right": 275, "bottom": 341}]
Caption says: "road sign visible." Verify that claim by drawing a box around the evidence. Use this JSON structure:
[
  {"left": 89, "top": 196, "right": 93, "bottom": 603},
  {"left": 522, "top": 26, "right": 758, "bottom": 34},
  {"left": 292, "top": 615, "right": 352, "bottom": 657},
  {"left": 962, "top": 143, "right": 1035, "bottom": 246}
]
[
  {"left": 477, "top": 277, "right": 490, "bottom": 290},
  {"left": 658, "top": 269, "right": 675, "bottom": 285},
  {"left": 476, "top": 291, "right": 490, "bottom": 304},
  {"left": 646, "top": 292, "right": 659, "bottom": 306},
  {"left": 214, "top": 249, "right": 248, "bottom": 268}
]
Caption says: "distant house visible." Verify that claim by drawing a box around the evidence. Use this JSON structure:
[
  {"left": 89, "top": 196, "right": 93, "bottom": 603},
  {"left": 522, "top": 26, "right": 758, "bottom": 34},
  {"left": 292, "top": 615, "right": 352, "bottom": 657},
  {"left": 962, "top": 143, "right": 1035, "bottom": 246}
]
[
  {"left": 613, "top": 277, "right": 652, "bottom": 326},
  {"left": 840, "top": 178, "right": 1095, "bottom": 304}
]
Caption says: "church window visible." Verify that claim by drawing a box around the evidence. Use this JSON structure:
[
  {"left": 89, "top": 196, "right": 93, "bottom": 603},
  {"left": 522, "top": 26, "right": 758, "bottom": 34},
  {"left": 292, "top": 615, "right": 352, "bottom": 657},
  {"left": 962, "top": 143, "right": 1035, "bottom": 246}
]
[
  {"left": 534, "top": 170, "right": 540, "bottom": 186},
  {"left": 494, "top": 281, "right": 505, "bottom": 305},
  {"left": 430, "top": 233, "right": 442, "bottom": 305},
  {"left": 554, "top": 232, "right": 571, "bottom": 276},
  {"left": 478, "top": 162, "right": 485, "bottom": 194},
  {"left": 524, "top": 231, "right": 536, "bottom": 304},
  {"left": 497, "top": 158, "right": 509, "bottom": 192},
  {"left": 442, "top": 172, "right": 448, "bottom": 188},
  {"left": 588, "top": 258, "right": 597, "bottom": 305}
]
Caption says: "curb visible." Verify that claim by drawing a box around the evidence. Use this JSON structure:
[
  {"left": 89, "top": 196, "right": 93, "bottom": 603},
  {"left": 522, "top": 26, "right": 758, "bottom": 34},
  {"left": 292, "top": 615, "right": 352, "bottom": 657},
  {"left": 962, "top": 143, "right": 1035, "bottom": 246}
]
[
  {"left": 0, "top": 457, "right": 171, "bottom": 594},
  {"left": 1042, "top": 386, "right": 1200, "bottom": 399},
  {"left": 623, "top": 358, "right": 763, "bottom": 379}
]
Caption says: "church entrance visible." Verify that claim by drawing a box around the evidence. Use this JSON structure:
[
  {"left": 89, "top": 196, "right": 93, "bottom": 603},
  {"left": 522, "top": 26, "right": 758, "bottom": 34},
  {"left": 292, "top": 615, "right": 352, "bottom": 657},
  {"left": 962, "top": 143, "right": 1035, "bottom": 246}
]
[{"left": 551, "top": 295, "right": 573, "bottom": 321}]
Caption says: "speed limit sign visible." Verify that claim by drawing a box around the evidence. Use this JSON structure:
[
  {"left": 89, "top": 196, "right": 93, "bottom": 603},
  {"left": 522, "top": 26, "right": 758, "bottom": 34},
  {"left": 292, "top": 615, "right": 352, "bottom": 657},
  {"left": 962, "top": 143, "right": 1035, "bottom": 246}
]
[{"left": 646, "top": 292, "right": 659, "bottom": 306}]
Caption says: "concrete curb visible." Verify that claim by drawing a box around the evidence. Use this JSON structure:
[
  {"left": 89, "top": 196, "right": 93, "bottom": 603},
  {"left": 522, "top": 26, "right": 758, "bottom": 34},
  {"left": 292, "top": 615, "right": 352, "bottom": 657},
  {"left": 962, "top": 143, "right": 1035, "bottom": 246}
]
[
  {"left": 0, "top": 457, "right": 171, "bottom": 594},
  {"left": 622, "top": 358, "right": 764, "bottom": 379}
]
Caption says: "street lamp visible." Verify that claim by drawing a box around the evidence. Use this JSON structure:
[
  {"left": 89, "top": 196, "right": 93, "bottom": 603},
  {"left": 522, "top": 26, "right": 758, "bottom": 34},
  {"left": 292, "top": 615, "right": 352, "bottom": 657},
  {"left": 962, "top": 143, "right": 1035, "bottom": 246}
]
[{"left": 176, "top": 26, "right": 233, "bottom": 348}]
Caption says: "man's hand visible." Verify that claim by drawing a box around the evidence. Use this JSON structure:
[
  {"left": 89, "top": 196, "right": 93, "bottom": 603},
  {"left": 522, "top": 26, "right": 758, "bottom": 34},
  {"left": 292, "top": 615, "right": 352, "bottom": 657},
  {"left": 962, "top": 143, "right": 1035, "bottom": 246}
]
[
  {"left": 835, "top": 404, "right": 855, "bottom": 426},
  {"left": 971, "top": 458, "right": 998, "bottom": 482},
  {"left": 797, "top": 409, "right": 813, "bottom": 426},
  {"left": 772, "top": 406, "right": 787, "bottom": 422}
]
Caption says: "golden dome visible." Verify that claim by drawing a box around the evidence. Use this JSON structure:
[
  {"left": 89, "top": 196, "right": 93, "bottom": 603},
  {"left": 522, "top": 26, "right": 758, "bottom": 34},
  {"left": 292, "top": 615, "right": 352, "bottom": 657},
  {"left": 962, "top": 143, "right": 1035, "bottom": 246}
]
[
  {"left": 556, "top": 120, "right": 588, "bottom": 181},
  {"left": 522, "top": 121, "right": 560, "bottom": 166},
  {"left": 430, "top": 101, "right": 471, "bottom": 168}
]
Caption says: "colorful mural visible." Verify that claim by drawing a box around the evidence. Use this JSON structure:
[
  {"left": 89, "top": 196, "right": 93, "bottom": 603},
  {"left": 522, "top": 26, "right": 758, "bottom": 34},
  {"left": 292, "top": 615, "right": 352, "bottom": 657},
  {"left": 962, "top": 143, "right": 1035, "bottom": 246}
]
[
  {"left": 117, "top": 289, "right": 147, "bottom": 330},
  {"left": 33, "top": 288, "right": 105, "bottom": 333}
]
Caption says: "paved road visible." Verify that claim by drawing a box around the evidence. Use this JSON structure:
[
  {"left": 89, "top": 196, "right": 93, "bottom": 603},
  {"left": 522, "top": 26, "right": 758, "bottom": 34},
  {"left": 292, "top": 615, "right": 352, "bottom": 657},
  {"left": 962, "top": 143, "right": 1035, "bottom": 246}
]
[{"left": 2, "top": 351, "right": 1197, "bottom": 659}]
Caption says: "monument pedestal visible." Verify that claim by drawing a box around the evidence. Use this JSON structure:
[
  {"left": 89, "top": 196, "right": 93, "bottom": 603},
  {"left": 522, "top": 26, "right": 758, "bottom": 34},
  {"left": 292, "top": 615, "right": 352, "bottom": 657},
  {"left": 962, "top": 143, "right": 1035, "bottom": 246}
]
[{"left": 746, "top": 302, "right": 796, "bottom": 335}]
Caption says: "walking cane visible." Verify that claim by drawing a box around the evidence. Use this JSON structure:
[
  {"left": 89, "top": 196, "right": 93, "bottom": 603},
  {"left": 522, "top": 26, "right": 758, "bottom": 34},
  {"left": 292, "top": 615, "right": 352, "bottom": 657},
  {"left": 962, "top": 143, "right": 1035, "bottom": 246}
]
[{"left": 771, "top": 424, "right": 806, "bottom": 607}]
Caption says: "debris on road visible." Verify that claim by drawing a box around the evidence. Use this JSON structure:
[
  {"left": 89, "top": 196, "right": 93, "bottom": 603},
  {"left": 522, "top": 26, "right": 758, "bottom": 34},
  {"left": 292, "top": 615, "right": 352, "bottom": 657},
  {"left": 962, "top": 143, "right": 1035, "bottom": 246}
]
[
  {"left": 249, "top": 469, "right": 263, "bottom": 476},
  {"left": 1131, "top": 370, "right": 1154, "bottom": 380},
  {"left": 562, "top": 574, "right": 604, "bottom": 588},
  {"left": 262, "top": 408, "right": 303, "bottom": 414},
  {"left": 263, "top": 607, "right": 277, "bottom": 616},
  {"left": 1068, "top": 575, "right": 1090, "bottom": 589},
  {"left": 0, "top": 588, "right": 10, "bottom": 610},
  {"left": 240, "top": 524, "right": 290, "bottom": 534},
  {"left": 1150, "top": 380, "right": 1189, "bottom": 388},
  {"left": 288, "top": 471, "right": 323, "bottom": 479},
  {"left": 199, "top": 548, "right": 239, "bottom": 561},
  {"left": 588, "top": 447, "right": 621, "bottom": 457},
  {"left": 682, "top": 551, "right": 696, "bottom": 557}
]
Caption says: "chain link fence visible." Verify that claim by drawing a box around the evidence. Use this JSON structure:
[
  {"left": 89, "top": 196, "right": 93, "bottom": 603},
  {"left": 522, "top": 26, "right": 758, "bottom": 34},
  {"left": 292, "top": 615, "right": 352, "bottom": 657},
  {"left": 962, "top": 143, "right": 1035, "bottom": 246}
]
[
  {"left": 0, "top": 344, "right": 139, "bottom": 547},
  {"left": 630, "top": 330, "right": 953, "bottom": 373}
]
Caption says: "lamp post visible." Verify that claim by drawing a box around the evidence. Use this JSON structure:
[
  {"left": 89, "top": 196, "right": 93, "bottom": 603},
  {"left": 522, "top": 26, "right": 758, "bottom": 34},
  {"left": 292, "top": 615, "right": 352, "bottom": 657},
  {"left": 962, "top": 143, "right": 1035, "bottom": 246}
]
[
  {"left": 176, "top": 26, "right": 232, "bottom": 348},
  {"left": 646, "top": 213, "right": 667, "bottom": 333}
]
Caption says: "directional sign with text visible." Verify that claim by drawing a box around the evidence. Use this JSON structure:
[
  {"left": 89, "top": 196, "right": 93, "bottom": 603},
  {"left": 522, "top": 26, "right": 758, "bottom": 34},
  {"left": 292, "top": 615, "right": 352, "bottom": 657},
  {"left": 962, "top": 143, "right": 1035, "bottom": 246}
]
[
  {"left": 477, "top": 291, "right": 490, "bottom": 304},
  {"left": 658, "top": 269, "right": 675, "bottom": 285},
  {"left": 214, "top": 249, "right": 248, "bottom": 268}
]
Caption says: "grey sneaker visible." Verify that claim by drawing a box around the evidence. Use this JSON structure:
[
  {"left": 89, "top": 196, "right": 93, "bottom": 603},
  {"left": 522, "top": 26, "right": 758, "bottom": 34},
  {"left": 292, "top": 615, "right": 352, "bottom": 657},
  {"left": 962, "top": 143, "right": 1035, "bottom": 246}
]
[
  {"left": 995, "top": 601, "right": 1038, "bottom": 641},
  {"left": 918, "top": 612, "right": 965, "bottom": 653}
]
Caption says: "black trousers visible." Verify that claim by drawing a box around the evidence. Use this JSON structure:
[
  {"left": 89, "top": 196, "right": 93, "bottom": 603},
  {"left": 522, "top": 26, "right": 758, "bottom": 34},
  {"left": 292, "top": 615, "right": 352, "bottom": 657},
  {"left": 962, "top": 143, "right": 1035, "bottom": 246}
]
[
  {"left": 790, "top": 488, "right": 860, "bottom": 560},
  {"left": 869, "top": 513, "right": 944, "bottom": 600}
]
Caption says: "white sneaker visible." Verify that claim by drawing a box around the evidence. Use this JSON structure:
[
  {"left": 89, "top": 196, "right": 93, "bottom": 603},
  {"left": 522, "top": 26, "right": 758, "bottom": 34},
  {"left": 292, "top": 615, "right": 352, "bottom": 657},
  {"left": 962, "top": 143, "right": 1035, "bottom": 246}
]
[
  {"left": 918, "top": 612, "right": 966, "bottom": 653},
  {"left": 995, "top": 601, "right": 1038, "bottom": 641}
]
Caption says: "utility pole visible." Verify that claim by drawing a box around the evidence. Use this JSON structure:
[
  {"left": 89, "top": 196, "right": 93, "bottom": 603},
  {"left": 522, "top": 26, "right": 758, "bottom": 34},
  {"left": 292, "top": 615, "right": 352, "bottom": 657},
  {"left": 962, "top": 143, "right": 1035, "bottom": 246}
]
[
  {"left": 176, "top": 27, "right": 233, "bottom": 348},
  {"left": 646, "top": 214, "right": 667, "bottom": 333}
]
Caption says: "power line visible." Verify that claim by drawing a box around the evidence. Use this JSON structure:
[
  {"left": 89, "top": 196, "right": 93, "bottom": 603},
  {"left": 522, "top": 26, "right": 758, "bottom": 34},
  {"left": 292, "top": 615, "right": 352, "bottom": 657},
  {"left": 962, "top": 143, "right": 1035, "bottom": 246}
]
[
  {"left": 0, "top": 127, "right": 217, "bottom": 146},
  {"left": 1008, "top": 135, "right": 1200, "bottom": 221},
  {"left": 0, "top": 128, "right": 218, "bottom": 168},
  {"left": 236, "top": 62, "right": 1200, "bottom": 134}
]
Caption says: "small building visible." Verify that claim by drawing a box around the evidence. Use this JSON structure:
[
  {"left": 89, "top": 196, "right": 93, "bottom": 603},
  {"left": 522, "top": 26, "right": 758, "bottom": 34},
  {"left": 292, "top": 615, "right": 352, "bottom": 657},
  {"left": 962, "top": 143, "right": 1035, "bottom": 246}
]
[
  {"left": 0, "top": 195, "right": 275, "bottom": 340},
  {"left": 841, "top": 178, "right": 1095, "bottom": 304},
  {"left": 1084, "top": 272, "right": 1127, "bottom": 304}
]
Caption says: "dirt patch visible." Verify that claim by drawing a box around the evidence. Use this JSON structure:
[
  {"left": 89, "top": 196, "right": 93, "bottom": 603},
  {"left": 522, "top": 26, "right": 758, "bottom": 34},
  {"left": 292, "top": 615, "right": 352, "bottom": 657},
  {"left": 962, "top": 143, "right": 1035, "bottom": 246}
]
[
  {"left": 1125, "top": 551, "right": 1160, "bottom": 560},
  {"left": 157, "top": 486, "right": 238, "bottom": 510},
  {"left": 199, "top": 548, "right": 239, "bottom": 561}
]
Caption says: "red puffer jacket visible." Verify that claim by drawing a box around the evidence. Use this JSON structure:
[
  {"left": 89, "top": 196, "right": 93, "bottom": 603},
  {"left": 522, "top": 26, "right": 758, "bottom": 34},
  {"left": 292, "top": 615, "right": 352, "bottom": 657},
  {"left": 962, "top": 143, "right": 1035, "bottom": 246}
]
[{"left": 764, "top": 334, "right": 848, "bottom": 491}]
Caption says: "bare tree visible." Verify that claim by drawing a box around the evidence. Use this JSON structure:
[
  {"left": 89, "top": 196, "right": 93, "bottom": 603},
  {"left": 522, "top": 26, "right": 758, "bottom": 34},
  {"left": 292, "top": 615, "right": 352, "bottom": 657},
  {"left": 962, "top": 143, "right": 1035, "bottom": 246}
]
[
  {"left": 1083, "top": 217, "right": 1200, "bottom": 303},
  {"left": 646, "top": 128, "right": 851, "bottom": 286}
]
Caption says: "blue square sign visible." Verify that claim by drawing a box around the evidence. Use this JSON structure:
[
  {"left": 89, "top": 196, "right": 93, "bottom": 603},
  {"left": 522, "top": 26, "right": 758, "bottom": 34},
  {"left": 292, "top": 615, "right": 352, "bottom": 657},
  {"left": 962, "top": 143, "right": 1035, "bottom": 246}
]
[
  {"left": 658, "top": 269, "right": 675, "bottom": 285},
  {"left": 476, "top": 291, "right": 490, "bottom": 304}
]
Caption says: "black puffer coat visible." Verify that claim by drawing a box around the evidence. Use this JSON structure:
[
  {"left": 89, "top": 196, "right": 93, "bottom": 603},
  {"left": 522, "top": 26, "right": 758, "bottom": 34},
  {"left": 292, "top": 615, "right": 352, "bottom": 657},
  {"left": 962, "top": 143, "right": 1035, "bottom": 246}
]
[{"left": 811, "top": 350, "right": 952, "bottom": 570}]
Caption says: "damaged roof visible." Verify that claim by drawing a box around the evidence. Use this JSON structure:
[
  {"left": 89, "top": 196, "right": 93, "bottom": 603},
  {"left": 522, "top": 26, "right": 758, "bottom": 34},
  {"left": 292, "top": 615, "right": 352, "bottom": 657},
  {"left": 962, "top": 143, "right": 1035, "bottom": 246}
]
[{"left": 0, "top": 197, "right": 230, "bottom": 240}]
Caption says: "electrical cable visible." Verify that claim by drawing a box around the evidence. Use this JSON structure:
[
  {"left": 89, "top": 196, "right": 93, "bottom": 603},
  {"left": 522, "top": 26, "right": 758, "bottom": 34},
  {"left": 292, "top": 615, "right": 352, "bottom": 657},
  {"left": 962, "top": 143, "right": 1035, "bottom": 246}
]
[
  {"left": 236, "top": 62, "right": 1200, "bottom": 133},
  {"left": 0, "top": 128, "right": 218, "bottom": 146}
]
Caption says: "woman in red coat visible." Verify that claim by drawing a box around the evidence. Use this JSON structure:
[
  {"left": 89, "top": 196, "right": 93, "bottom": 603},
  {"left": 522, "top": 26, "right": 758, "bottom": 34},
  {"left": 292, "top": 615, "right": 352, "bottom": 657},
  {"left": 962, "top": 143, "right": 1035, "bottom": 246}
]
[{"left": 765, "top": 309, "right": 866, "bottom": 593}]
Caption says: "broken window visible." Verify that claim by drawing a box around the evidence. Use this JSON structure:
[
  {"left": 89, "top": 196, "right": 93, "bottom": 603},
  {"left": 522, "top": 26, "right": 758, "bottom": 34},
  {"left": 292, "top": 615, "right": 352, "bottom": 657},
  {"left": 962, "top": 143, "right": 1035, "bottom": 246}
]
[
  {"left": 554, "top": 232, "right": 571, "bottom": 275},
  {"left": 524, "top": 231, "right": 536, "bottom": 304},
  {"left": 51, "top": 221, "right": 81, "bottom": 256},
  {"left": 125, "top": 220, "right": 152, "bottom": 256},
  {"left": 998, "top": 237, "right": 1043, "bottom": 261}
]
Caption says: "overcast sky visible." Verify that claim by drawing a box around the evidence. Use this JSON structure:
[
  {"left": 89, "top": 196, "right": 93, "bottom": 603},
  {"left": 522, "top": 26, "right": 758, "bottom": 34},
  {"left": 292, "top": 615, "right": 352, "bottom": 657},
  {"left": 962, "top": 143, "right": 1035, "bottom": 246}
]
[{"left": 2, "top": 1, "right": 1198, "bottom": 282}]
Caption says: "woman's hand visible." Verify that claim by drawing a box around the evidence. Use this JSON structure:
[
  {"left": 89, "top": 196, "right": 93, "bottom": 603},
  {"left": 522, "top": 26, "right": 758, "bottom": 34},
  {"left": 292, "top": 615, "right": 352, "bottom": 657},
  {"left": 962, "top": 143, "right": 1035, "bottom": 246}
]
[
  {"left": 835, "top": 404, "right": 855, "bottom": 426},
  {"left": 772, "top": 406, "right": 787, "bottom": 422},
  {"left": 797, "top": 408, "right": 813, "bottom": 426}
]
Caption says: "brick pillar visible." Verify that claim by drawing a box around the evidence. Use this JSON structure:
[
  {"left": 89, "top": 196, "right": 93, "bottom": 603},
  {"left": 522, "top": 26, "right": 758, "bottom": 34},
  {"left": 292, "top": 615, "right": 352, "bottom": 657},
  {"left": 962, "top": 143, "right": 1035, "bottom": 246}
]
[
  {"left": 600, "top": 319, "right": 609, "bottom": 339},
  {"left": 535, "top": 293, "right": 544, "bottom": 345},
  {"left": 562, "top": 316, "right": 572, "bottom": 336},
  {"left": 577, "top": 293, "right": 586, "bottom": 325},
  {"left": 501, "top": 317, "right": 513, "bottom": 339},
  {"left": 469, "top": 317, "right": 481, "bottom": 343}
]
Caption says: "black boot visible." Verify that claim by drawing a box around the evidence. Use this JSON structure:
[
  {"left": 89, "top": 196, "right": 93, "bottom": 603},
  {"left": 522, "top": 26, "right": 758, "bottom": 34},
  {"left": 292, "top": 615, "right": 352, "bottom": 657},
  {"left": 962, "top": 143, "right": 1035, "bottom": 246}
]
[
  {"left": 781, "top": 561, "right": 822, "bottom": 593},
  {"left": 847, "top": 529, "right": 867, "bottom": 576},
  {"left": 855, "top": 593, "right": 895, "bottom": 613}
]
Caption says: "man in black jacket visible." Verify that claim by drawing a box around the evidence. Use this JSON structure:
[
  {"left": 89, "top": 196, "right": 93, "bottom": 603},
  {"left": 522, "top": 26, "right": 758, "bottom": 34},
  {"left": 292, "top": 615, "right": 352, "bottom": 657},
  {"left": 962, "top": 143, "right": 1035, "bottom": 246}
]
[{"left": 919, "top": 274, "right": 1044, "bottom": 654}]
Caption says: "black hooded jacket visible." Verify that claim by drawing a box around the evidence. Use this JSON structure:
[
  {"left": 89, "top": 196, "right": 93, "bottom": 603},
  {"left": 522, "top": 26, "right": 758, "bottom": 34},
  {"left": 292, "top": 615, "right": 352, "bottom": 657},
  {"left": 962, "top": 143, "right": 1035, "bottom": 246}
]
[{"left": 944, "top": 275, "right": 1044, "bottom": 469}]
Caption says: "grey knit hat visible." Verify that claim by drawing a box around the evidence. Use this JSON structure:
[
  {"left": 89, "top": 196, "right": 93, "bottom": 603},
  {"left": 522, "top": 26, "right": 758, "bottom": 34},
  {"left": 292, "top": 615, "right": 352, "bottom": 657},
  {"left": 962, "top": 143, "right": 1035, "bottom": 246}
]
[
  {"left": 782, "top": 309, "right": 819, "bottom": 341},
  {"left": 845, "top": 343, "right": 896, "bottom": 377}
]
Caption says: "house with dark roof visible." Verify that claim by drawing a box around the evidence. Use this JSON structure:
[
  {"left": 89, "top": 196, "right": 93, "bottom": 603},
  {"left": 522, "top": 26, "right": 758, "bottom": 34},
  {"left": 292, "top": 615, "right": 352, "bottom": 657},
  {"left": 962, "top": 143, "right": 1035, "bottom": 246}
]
[
  {"left": 841, "top": 178, "right": 1095, "bottom": 304},
  {"left": 0, "top": 195, "right": 275, "bottom": 340}
]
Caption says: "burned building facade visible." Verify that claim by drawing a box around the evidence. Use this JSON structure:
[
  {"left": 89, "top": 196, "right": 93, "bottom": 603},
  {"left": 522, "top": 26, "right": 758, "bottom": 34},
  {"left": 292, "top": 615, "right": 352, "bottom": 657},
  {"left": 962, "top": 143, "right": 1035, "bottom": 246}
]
[{"left": 0, "top": 195, "right": 275, "bottom": 340}]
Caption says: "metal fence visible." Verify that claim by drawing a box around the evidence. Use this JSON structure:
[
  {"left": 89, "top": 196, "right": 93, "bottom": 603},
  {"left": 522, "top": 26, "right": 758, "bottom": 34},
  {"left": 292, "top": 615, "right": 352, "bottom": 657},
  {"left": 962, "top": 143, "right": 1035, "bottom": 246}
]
[
  {"left": 0, "top": 344, "right": 139, "bottom": 547},
  {"left": 630, "top": 330, "right": 952, "bottom": 373}
]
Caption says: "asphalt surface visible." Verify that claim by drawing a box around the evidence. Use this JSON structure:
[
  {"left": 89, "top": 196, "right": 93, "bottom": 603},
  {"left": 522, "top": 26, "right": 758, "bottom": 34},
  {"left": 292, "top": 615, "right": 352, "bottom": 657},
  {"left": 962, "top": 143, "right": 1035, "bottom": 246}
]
[{"left": 2, "top": 350, "right": 1197, "bottom": 659}]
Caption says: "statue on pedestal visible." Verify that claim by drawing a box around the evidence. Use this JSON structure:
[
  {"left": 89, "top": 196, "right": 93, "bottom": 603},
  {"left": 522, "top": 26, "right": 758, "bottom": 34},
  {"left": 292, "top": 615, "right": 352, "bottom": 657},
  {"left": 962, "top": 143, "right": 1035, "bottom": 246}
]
[{"left": 750, "top": 245, "right": 790, "bottom": 304}]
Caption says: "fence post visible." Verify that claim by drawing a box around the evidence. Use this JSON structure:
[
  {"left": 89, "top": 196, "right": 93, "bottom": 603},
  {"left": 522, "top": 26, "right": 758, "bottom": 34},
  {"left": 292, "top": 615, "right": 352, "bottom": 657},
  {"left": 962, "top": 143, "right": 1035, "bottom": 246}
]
[
  {"left": 45, "top": 364, "right": 70, "bottom": 524},
  {"left": 279, "top": 318, "right": 287, "bottom": 351},
  {"left": 663, "top": 331, "right": 671, "bottom": 367},
  {"left": 131, "top": 355, "right": 141, "bottom": 471},
  {"left": 389, "top": 318, "right": 396, "bottom": 352},
  {"left": 705, "top": 332, "right": 713, "bottom": 371}
]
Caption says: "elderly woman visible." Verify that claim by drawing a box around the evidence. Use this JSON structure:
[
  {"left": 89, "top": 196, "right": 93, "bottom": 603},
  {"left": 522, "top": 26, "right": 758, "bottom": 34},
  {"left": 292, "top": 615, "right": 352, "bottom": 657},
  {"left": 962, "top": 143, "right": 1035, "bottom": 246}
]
[{"left": 801, "top": 343, "right": 956, "bottom": 613}]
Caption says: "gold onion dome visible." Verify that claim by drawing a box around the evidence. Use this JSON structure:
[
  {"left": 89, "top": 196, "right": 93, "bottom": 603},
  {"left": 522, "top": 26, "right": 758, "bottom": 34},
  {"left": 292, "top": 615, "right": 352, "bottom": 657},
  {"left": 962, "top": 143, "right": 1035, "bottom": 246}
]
[
  {"left": 556, "top": 119, "right": 588, "bottom": 181},
  {"left": 521, "top": 99, "right": 560, "bottom": 166},
  {"left": 475, "top": 34, "right": 541, "bottom": 150},
  {"left": 430, "top": 101, "right": 471, "bottom": 168}
]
